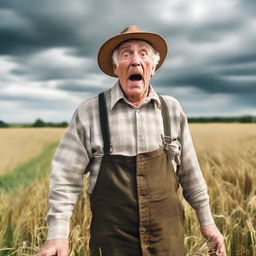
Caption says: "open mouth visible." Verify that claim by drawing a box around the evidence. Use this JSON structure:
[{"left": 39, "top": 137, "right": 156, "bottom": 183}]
[{"left": 129, "top": 74, "right": 143, "bottom": 82}]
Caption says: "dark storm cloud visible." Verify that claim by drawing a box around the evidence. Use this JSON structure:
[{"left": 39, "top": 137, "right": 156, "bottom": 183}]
[
  {"left": 9, "top": 54, "right": 96, "bottom": 81},
  {"left": 0, "top": 0, "right": 256, "bottom": 121},
  {"left": 0, "top": 0, "right": 160, "bottom": 57},
  {"left": 0, "top": 93, "right": 36, "bottom": 102},
  {"left": 58, "top": 83, "right": 100, "bottom": 93},
  {"left": 0, "top": 88, "right": 76, "bottom": 111},
  {"left": 57, "top": 80, "right": 109, "bottom": 94},
  {"left": 216, "top": 53, "right": 256, "bottom": 66},
  {"left": 0, "top": 1, "right": 90, "bottom": 56},
  {"left": 155, "top": 68, "right": 256, "bottom": 94}
]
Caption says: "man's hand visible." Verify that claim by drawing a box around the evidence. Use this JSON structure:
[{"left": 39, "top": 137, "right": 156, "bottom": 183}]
[
  {"left": 36, "top": 239, "right": 69, "bottom": 256},
  {"left": 201, "top": 224, "right": 225, "bottom": 256}
]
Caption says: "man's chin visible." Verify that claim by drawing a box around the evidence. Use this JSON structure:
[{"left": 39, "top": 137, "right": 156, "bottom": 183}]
[
  {"left": 127, "top": 80, "right": 145, "bottom": 88},
  {"left": 127, "top": 86, "right": 149, "bottom": 100}
]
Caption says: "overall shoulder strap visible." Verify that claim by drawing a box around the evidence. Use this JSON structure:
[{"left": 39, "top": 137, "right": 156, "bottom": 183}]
[
  {"left": 158, "top": 95, "right": 171, "bottom": 137},
  {"left": 98, "top": 92, "right": 111, "bottom": 154}
]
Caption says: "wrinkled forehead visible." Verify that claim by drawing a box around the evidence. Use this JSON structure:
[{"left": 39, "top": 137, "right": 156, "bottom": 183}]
[{"left": 117, "top": 39, "right": 153, "bottom": 52}]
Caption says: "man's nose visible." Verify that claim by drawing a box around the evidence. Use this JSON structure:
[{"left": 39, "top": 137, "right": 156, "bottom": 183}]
[{"left": 130, "top": 53, "right": 141, "bottom": 67}]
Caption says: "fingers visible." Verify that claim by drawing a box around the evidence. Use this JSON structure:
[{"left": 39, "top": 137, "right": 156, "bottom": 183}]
[
  {"left": 216, "top": 235, "right": 225, "bottom": 255},
  {"left": 211, "top": 236, "right": 225, "bottom": 256},
  {"left": 36, "top": 239, "right": 69, "bottom": 256},
  {"left": 36, "top": 249, "right": 68, "bottom": 256},
  {"left": 216, "top": 241, "right": 225, "bottom": 256},
  {"left": 36, "top": 247, "right": 58, "bottom": 256},
  {"left": 36, "top": 249, "right": 56, "bottom": 256},
  {"left": 201, "top": 224, "right": 225, "bottom": 256},
  {"left": 57, "top": 248, "right": 69, "bottom": 256}
]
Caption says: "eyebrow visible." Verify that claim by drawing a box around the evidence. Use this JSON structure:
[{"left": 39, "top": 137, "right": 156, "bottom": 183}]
[
  {"left": 119, "top": 45, "right": 132, "bottom": 51},
  {"left": 119, "top": 43, "right": 150, "bottom": 52},
  {"left": 138, "top": 43, "right": 150, "bottom": 48}
]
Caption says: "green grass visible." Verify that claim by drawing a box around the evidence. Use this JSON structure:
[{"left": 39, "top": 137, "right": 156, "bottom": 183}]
[
  {"left": 0, "top": 142, "right": 58, "bottom": 193},
  {"left": 0, "top": 142, "right": 58, "bottom": 254}
]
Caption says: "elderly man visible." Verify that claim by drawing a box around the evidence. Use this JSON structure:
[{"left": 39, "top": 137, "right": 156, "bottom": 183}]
[{"left": 37, "top": 25, "right": 225, "bottom": 256}]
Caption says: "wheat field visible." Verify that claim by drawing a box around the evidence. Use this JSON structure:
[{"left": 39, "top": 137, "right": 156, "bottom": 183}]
[
  {"left": 0, "top": 128, "right": 65, "bottom": 175},
  {"left": 0, "top": 124, "right": 255, "bottom": 256}
]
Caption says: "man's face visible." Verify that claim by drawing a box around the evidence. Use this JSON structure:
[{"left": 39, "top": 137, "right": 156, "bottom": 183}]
[{"left": 113, "top": 40, "right": 155, "bottom": 103}]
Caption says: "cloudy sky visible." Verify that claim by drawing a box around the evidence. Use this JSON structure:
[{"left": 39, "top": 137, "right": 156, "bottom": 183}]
[{"left": 1, "top": 0, "right": 255, "bottom": 123}]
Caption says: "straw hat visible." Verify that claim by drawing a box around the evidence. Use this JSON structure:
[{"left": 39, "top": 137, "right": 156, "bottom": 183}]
[{"left": 97, "top": 25, "right": 168, "bottom": 77}]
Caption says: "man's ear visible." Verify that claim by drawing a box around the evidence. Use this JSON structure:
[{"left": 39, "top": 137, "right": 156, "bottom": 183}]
[
  {"left": 151, "top": 67, "right": 155, "bottom": 77},
  {"left": 113, "top": 64, "right": 118, "bottom": 76}
]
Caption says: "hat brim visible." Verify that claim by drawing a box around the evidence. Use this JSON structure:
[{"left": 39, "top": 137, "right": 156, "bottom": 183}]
[{"left": 97, "top": 32, "right": 168, "bottom": 77}]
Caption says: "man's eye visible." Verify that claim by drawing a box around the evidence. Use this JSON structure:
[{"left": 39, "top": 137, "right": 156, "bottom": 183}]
[
  {"left": 140, "top": 52, "right": 147, "bottom": 57},
  {"left": 122, "top": 52, "right": 129, "bottom": 57}
]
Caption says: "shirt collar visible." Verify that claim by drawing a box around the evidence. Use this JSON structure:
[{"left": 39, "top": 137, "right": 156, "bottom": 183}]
[{"left": 110, "top": 81, "right": 161, "bottom": 110}]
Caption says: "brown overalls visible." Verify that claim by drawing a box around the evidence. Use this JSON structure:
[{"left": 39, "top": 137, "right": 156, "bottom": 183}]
[{"left": 89, "top": 93, "right": 185, "bottom": 256}]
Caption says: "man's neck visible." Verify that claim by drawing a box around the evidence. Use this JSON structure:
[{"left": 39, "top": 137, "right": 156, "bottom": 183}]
[{"left": 123, "top": 87, "right": 151, "bottom": 107}]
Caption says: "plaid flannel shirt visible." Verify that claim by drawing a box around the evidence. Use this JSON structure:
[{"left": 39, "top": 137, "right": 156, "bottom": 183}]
[{"left": 46, "top": 82, "right": 214, "bottom": 240}]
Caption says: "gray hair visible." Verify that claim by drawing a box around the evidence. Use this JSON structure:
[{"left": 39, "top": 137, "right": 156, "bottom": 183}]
[{"left": 112, "top": 41, "right": 160, "bottom": 70}]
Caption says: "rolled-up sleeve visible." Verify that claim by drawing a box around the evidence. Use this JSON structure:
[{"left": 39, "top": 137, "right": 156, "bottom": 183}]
[
  {"left": 46, "top": 110, "right": 90, "bottom": 240},
  {"left": 177, "top": 109, "right": 215, "bottom": 227}
]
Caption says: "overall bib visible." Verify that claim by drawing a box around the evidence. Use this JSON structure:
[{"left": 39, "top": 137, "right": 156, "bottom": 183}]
[{"left": 89, "top": 93, "right": 185, "bottom": 256}]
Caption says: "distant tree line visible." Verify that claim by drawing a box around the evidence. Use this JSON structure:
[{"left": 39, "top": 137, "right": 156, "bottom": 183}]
[
  {"left": 0, "top": 119, "right": 68, "bottom": 128},
  {"left": 32, "top": 119, "right": 68, "bottom": 127},
  {"left": 0, "top": 116, "right": 256, "bottom": 128},
  {"left": 188, "top": 116, "right": 256, "bottom": 123},
  {"left": 0, "top": 120, "right": 9, "bottom": 127}
]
